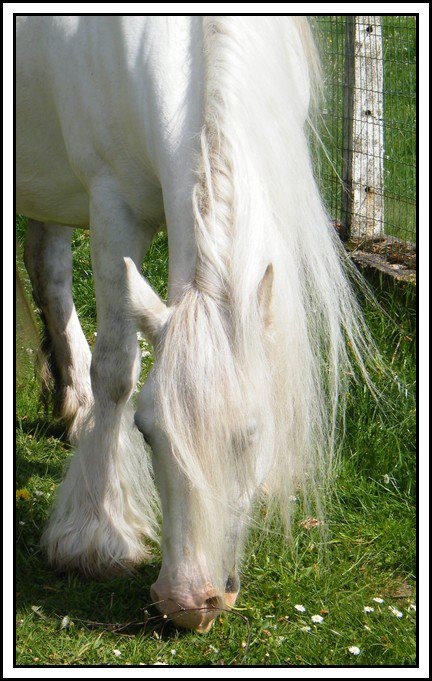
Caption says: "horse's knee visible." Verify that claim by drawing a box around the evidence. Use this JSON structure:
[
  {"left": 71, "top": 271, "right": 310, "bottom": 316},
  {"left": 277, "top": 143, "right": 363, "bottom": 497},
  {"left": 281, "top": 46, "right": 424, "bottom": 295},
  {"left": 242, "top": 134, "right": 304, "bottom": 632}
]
[{"left": 90, "top": 340, "right": 139, "bottom": 405}]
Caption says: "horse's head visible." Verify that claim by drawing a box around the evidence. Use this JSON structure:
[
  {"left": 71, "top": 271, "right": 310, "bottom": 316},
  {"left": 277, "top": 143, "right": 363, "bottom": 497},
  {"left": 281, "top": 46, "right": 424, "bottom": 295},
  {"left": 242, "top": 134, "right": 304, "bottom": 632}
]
[
  {"left": 133, "top": 369, "right": 245, "bottom": 632},
  {"left": 125, "top": 257, "right": 273, "bottom": 632}
]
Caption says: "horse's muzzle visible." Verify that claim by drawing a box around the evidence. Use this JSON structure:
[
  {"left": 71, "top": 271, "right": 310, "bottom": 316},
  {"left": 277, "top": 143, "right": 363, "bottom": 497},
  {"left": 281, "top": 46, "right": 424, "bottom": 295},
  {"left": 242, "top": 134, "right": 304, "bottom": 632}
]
[{"left": 150, "top": 579, "right": 239, "bottom": 633}]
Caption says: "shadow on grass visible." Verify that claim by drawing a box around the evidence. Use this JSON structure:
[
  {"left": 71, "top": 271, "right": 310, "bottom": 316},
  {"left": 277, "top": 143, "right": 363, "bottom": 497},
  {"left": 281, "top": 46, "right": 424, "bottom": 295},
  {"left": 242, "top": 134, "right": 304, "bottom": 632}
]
[
  {"left": 15, "top": 544, "right": 171, "bottom": 636},
  {"left": 16, "top": 415, "right": 69, "bottom": 441},
  {"left": 16, "top": 438, "right": 68, "bottom": 493}
]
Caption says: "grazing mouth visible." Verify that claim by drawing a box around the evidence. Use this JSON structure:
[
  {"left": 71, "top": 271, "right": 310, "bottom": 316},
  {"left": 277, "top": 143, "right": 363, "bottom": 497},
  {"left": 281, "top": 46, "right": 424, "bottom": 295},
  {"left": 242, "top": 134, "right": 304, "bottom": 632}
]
[{"left": 150, "top": 579, "right": 240, "bottom": 632}]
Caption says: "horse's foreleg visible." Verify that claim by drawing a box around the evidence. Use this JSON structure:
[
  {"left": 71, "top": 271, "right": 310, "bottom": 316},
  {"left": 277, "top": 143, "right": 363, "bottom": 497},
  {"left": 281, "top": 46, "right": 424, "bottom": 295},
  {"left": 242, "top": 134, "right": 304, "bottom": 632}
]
[
  {"left": 24, "top": 220, "right": 92, "bottom": 441},
  {"left": 42, "top": 184, "right": 159, "bottom": 577}
]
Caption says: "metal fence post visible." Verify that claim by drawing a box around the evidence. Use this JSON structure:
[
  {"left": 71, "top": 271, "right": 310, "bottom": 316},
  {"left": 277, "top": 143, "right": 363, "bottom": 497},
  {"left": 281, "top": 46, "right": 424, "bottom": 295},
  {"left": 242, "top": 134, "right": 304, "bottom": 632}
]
[{"left": 342, "top": 16, "right": 385, "bottom": 241}]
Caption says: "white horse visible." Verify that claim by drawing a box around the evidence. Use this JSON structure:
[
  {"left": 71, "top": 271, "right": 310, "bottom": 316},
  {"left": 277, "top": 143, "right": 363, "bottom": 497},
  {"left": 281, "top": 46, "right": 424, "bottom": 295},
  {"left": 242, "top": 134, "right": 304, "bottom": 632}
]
[{"left": 16, "top": 16, "right": 372, "bottom": 632}]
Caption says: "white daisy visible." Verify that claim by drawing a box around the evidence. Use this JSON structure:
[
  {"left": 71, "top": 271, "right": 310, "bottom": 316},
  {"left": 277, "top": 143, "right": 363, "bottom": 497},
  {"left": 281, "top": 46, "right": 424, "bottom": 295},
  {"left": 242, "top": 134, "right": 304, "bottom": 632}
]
[
  {"left": 348, "top": 646, "right": 361, "bottom": 655},
  {"left": 388, "top": 606, "right": 403, "bottom": 618},
  {"left": 311, "top": 614, "right": 324, "bottom": 623},
  {"left": 294, "top": 604, "right": 306, "bottom": 613}
]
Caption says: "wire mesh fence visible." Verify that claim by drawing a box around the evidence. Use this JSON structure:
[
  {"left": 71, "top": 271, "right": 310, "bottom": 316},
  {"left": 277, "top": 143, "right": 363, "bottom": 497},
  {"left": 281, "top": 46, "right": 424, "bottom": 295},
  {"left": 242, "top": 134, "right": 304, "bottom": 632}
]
[{"left": 312, "top": 15, "right": 416, "bottom": 268}]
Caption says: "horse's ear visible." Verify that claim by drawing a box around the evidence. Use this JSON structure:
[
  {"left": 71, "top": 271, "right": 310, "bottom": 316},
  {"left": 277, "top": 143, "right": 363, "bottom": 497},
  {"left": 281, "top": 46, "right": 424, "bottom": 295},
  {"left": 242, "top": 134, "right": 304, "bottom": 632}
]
[
  {"left": 124, "top": 257, "right": 169, "bottom": 345},
  {"left": 257, "top": 263, "right": 273, "bottom": 327}
]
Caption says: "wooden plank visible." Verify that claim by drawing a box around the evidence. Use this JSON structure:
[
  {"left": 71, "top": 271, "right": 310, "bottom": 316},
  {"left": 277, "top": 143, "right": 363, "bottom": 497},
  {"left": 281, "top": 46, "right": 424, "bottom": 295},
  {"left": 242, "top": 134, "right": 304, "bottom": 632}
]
[{"left": 350, "top": 251, "right": 416, "bottom": 284}]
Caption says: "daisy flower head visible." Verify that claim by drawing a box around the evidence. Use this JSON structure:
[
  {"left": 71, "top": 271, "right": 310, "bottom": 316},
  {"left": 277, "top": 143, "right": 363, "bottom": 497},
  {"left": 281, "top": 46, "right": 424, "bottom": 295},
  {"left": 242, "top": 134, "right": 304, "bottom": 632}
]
[
  {"left": 364, "top": 606, "right": 374, "bottom": 613},
  {"left": 294, "top": 604, "right": 306, "bottom": 613},
  {"left": 348, "top": 646, "right": 361, "bottom": 655},
  {"left": 311, "top": 614, "right": 324, "bottom": 623},
  {"left": 60, "top": 616, "right": 71, "bottom": 629},
  {"left": 372, "top": 597, "right": 384, "bottom": 604},
  {"left": 388, "top": 606, "right": 403, "bottom": 618}
]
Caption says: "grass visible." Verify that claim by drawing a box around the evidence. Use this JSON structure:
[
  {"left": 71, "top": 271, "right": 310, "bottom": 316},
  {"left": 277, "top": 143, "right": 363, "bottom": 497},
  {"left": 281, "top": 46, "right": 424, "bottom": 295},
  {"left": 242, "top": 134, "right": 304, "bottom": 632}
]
[{"left": 15, "top": 217, "right": 416, "bottom": 667}]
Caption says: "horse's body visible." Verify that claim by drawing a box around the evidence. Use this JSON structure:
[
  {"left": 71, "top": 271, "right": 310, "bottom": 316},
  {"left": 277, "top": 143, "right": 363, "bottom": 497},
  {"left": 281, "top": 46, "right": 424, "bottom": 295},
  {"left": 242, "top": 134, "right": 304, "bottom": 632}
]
[
  {"left": 16, "top": 16, "right": 370, "bottom": 632},
  {"left": 16, "top": 16, "right": 206, "bottom": 290}
]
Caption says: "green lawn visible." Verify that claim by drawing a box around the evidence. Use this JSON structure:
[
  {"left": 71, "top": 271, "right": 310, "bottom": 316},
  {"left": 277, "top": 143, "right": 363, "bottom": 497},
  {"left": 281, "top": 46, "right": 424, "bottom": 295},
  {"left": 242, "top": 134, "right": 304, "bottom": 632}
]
[{"left": 16, "top": 219, "right": 416, "bottom": 667}]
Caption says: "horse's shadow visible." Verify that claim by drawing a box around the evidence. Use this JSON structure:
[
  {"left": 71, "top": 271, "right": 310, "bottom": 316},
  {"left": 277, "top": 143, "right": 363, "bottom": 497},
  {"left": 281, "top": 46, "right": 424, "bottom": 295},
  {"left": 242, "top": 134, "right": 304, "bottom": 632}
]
[
  {"left": 16, "top": 415, "right": 69, "bottom": 442},
  {"left": 16, "top": 418, "right": 69, "bottom": 491},
  {"left": 15, "top": 552, "right": 183, "bottom": 638},
  {"left": 15, "top": 415, "right": 168, "bottom": 636}
]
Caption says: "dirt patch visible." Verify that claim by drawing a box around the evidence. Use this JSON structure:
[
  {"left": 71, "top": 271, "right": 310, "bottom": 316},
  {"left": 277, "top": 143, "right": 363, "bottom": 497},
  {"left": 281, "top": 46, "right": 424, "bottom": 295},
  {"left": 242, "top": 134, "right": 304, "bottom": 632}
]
[
  {"left": 380, "top": 577, "right": 415, "bottom": 601},
  {"left": 355, "top": 236, "right": 416, "bottom": 270},
  {"left": 332, "top": 223, "right": 417, "bottom": 283}
]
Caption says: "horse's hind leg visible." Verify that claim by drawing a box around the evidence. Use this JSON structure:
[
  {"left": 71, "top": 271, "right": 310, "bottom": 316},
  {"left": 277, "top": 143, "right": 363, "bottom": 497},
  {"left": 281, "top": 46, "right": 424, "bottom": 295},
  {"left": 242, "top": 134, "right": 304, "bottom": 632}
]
[
  {"left": 24, "top": 220, "right": 92, "bottom": 441},
  {"left": 42, "top": 182, "right": 158, "bottom": 577}
]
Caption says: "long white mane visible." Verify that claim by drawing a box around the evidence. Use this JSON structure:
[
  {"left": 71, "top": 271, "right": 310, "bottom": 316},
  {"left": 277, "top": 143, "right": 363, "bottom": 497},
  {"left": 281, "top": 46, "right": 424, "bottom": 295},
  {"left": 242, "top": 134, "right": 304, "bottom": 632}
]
[{"left": 152, "top": 17, "right": 375, "bottom": 585}]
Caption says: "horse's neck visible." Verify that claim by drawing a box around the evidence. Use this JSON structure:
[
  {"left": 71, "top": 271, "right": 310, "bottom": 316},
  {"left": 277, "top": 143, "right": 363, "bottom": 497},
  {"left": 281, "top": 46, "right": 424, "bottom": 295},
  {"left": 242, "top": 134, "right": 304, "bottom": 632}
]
[
  {"left": 141, "top": 17, "right": 205, "bottom": 303},
  {"left": 152, "top": 17, "right": 311, "bottom": 305}
]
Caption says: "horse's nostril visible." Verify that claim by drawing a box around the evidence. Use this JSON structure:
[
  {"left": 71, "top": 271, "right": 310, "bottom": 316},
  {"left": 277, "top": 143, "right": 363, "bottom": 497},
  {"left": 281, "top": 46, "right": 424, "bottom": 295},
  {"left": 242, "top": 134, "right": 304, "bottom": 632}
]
[
  {"left": 225, "top": 572, "right": 240, "bottom": 593},
  {"left": 205, "top": 595, "right": 221, "bottom": 610}
]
